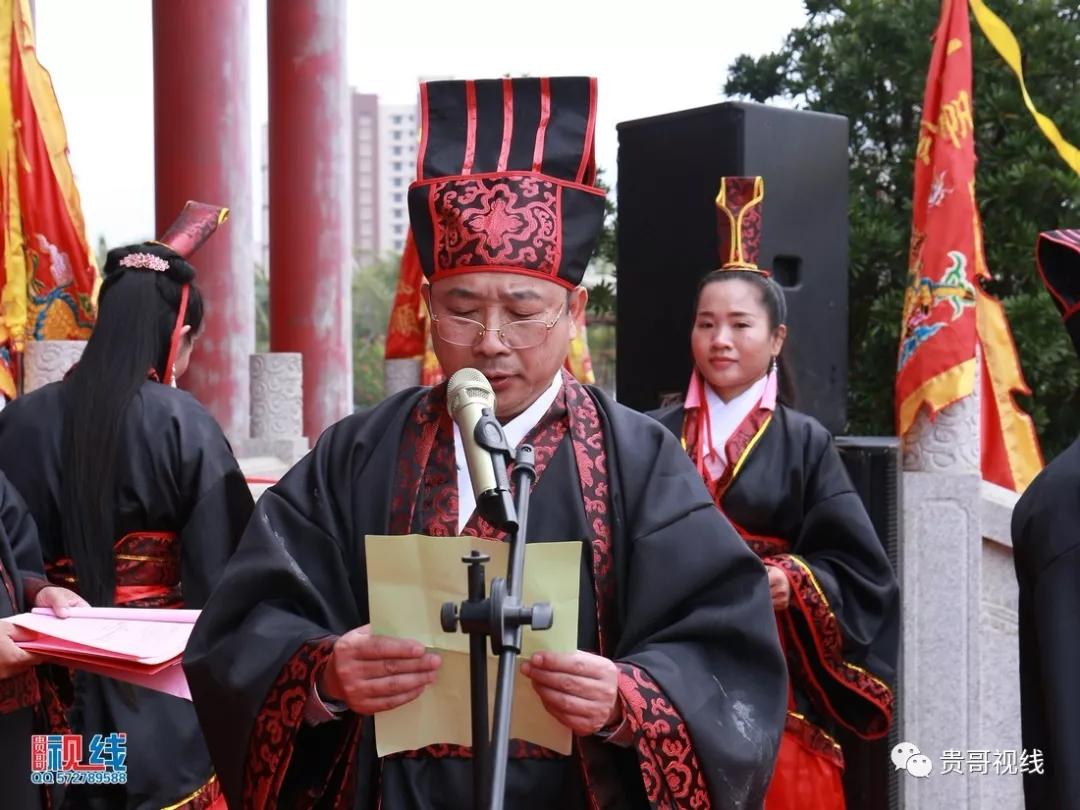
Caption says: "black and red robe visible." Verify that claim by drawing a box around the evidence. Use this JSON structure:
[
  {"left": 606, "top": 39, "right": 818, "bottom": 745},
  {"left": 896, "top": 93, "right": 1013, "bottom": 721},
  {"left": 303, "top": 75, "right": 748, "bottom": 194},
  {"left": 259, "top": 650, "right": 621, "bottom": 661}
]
[
  {"left": 0, "top": 380, "right": 254, "bottom": 810},
  {"left": 0, "top": 470, "right": 61, "bottom": 810},
  {"left": 651, "top": 399, "right": 898, "bottom": 803},
  {"left": 184, "top": 371, "right": 788, "bottom": 809},
  {"left": 1013, "top": 436, "right": 1080, "bottom": 809}
]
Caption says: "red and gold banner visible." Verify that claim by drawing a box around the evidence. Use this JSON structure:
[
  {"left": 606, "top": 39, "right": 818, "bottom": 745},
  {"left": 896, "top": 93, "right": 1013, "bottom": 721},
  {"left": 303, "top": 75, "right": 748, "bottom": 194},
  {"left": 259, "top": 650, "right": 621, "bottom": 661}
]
[
  {"left": 385, "top": 230, "right": 444, "bottom": 387},
  {"left": 897, "top": 0, "right": 1041, "bottom": 490},
  {"left": 0, "top": 0, "right": 96, "bottom": 398},
  {"left": 897, "top": 0, "right": 980, "bottom": 434},
  {"left": 566, "top": 305, "right": 595, "bottom": 385},
  {"left": 385, "top": 231, "right": 426, "bottom": 362},
  {"left": 977, "top": 289, "right": 1042, "bottom": 490}
]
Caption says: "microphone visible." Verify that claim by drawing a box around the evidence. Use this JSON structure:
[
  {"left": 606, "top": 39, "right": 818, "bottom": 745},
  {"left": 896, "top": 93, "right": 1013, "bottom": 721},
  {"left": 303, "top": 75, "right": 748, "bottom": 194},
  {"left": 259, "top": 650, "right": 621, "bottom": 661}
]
[{"left": 447, "top": 368, "right": 499, "bottom": 501}]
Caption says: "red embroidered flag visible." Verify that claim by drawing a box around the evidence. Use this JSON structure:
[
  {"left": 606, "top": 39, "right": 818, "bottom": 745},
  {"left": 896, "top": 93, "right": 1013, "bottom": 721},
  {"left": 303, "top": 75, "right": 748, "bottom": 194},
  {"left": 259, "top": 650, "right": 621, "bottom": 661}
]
[
  {"left": 896, "top": 0, "right": 1041, "bottom": 490},
  {"left": 0, "top": 0, "right": 96, "bottom": 399},
  {"left": 385, "top": 229, "right": 444, "bottom": 386},
  {"left": 385, "top": 229, "right": 427, "bottom": 361}
]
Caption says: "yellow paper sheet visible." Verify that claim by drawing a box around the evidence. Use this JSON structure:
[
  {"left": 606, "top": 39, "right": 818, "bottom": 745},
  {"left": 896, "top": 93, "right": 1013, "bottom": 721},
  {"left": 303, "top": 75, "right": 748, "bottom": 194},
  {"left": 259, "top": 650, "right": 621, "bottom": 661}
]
[{"left": 365, "top": 534, "right": 582, "bottom": 757}]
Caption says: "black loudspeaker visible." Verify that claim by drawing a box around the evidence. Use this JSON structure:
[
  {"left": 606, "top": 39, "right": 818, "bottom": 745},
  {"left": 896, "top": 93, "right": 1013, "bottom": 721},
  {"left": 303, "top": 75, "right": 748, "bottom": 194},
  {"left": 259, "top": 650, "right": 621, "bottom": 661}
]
[
  {"left": 615, "top": 101, "right": 849, "bottom": 434},
  {"left": 835, "top": 436, "right": 903, "bottom": 810}
]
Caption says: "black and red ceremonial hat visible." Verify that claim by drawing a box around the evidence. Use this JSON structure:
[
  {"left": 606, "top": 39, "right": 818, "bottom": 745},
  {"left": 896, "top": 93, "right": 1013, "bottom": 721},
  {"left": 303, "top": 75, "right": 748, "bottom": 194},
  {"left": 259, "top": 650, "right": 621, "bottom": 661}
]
[
  {"left": 408, "top": 77, "right": 606, "bottom": 290},
  {"left": 715, "top": 176, "right": 768, "bottom": 275},
  {"left": 1036, "top": 229, "right": 1080, "bottom": 358}
]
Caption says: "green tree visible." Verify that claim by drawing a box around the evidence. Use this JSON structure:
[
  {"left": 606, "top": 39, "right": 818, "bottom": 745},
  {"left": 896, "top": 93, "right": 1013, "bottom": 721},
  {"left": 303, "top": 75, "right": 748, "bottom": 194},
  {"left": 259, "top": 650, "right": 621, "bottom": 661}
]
[
  {"left": 583, "top": 170, "right": 618, "bottom": 393},
  {"left": 254, "top": 261, "right": 269, "bottom": 354},
  {"left": 726, "top": 0, "right": 1080, "bottom": 458},
  {"left": 588, "top": 169, "right": 618, "bottom": 321},
  {"left": 352, "top": 252, "right": 402, "bottom": 408}
]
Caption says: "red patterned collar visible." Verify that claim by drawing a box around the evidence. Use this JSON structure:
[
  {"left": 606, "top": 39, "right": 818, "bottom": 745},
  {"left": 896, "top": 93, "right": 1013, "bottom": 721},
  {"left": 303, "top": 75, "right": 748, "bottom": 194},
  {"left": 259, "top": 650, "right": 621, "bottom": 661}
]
[
  {"left": 391, "top": 369, "right": 616, "bottom": 650},
  {"left": 682, "top": 384, "right": 774, "bottom": 503}
]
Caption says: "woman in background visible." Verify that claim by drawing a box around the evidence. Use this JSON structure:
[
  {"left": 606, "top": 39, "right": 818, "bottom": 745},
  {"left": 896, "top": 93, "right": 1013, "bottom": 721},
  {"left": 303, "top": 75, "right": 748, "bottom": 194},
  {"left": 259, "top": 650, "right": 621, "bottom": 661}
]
[
  {"left": 651, "top": 177, "right": 899, "bottom": 809},
  {"left": 0, "top": 204, "right": 253, "bottom": 810}
]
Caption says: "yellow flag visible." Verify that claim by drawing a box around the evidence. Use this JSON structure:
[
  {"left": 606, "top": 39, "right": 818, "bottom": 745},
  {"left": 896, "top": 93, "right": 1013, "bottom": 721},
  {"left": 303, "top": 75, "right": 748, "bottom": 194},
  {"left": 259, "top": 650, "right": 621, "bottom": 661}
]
[{"left": 969, "top": 0, "right": 1080, "bottom": 175}]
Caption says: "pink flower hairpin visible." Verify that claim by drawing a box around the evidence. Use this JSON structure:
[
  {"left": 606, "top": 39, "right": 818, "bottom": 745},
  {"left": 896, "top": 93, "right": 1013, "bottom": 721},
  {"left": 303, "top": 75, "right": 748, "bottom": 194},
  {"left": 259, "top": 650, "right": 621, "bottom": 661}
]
[{"left": 119, "top": 252, "right": 170, "bottom": 272}]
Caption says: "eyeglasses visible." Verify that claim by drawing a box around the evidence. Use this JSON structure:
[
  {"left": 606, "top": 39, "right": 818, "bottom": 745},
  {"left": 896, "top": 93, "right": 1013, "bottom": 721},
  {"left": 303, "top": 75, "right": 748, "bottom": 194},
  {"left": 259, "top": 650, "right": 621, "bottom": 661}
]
[{"left": 430, "top": 305, "right": 566, "bottom": 349}]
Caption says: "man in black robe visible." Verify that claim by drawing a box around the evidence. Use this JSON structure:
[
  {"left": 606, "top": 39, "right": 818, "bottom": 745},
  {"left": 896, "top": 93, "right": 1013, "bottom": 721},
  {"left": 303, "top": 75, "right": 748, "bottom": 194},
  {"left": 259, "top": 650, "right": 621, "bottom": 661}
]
[
  {"left": 1013, "top": 229, "right": 1080, "bottom": 809},
  {"left": 185, "top": 77, "right": 787, "bottom": 810}
]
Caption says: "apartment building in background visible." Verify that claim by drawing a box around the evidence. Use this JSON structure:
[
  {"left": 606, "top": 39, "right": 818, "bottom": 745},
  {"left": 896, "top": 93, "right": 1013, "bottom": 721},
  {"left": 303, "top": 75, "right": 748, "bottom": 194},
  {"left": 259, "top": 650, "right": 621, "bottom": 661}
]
[
  {"left": 262, "top": 90, "right": 423, "bottom": 269},
  {"left": 376, "top": 102, "right": 417, "bottom": 256}
]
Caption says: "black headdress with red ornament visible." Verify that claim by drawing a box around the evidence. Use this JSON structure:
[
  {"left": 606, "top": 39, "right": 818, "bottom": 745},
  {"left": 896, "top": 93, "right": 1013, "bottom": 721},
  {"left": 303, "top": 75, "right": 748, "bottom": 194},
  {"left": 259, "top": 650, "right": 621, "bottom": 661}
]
[
  {"left": 408, "top": 77, "right": 606, "bottom": 290},
  {"left": 1036, "top": 229, "right": 1080, "bottom": 359}
]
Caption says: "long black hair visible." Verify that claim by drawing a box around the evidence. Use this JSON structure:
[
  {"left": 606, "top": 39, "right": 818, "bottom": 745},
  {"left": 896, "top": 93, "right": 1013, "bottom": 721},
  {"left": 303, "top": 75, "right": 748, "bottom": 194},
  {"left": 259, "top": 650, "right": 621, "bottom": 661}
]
[
  {"left": 60, "top": 243, "right": 203, "bottom": 606},
  {"left": 695, "top": 268, "right": 797, "bottom": 407}
]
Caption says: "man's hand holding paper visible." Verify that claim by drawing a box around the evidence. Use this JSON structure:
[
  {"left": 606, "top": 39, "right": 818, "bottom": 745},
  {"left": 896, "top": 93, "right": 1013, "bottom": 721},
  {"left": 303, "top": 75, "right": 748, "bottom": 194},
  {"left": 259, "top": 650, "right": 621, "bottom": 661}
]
[
  {"left": 519, "top": 650, "right": 620, "bottom": 736},
  {"left": 363, "top": 533, "right": 584, "bottom": 756},
  {"left": 319, "top": 625, "right": 442, "bottom": 714}
]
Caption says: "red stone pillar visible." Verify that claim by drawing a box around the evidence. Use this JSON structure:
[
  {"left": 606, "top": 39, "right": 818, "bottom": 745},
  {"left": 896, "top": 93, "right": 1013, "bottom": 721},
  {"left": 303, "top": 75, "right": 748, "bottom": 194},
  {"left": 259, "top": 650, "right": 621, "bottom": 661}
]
[
  {"left": 153, "top": 0, "right": 254, "bottom": 442},
  {"left": 267, "top": 0, "right": 352, "bottom": 438}
]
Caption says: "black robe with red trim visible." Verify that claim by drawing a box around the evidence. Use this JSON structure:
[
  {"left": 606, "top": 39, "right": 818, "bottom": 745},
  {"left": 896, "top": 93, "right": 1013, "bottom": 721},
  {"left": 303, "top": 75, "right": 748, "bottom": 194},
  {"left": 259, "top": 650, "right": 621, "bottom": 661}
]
[
  {"left": 0, "top": 380, "right": 254, "bottom": 810},
  {"left": 1012, "top": 437, "right": 1080, "bottom": 810},
  {"left": 0, "top": 470, "right": 51, "bottom": 810},
  {"left": 650, "top": 402, "right": 898, "bottom": 766},
  {"left": 183, "top": 376, "right": 788, "bottom": 810}
]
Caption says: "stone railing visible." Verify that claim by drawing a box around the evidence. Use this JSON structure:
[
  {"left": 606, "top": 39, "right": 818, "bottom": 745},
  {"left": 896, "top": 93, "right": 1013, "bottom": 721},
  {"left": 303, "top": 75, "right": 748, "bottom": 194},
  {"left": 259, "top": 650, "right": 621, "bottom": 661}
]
[
  {"left": 899, "top": 348, "right": 1024, "bottom": 809},
  {"left": 23, "top": 340, "right": 86, "bottom": 393}
]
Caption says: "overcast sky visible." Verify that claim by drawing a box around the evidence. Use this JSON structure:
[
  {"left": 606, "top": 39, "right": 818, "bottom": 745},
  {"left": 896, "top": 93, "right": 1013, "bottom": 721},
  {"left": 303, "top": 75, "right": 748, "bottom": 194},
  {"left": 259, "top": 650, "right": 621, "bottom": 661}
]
[{"left": 34, "top": 0, "right": 807, "bottom": 249}]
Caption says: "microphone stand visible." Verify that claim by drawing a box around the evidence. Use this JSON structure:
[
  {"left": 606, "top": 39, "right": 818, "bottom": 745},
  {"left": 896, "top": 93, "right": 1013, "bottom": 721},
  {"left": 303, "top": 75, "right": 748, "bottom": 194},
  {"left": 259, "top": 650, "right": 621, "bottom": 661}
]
[{"left": 440, "top": 407, "right": 552, "bottom": 810}]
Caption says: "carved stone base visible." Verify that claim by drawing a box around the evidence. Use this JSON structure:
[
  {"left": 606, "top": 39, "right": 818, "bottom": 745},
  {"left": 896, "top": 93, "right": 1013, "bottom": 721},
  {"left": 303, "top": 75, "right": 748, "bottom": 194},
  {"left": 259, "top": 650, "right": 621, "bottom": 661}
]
[
  {"left": 250, "top": 353, "right": 303, "bottom": 438},
  {"left": 23, "top": 340, "right": 86, "bottom": 393},
  {"left": 902, "top": 397, "right": 981, "bottom": 475},
  {"left": 903, "top": 350, "right": 981, "bottom": 476}
]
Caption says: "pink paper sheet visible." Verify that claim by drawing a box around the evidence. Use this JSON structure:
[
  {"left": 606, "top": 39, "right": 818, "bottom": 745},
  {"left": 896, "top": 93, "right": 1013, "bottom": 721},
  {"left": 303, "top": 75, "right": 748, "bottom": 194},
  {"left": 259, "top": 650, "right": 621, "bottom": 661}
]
[
  {"left": 9, "top": 607, "right": 199, "bottom": 700},
  {"left": 9, "top": 608, "right": 198, "bottom": 664},
  {"left": 18, "top": 645, "right": 180, "bottom": 674},
  {"left": 34, "top": 652, "right": 192, "bottom": 700},
  {"left": 31, "top": 607, "right": 199, "bottom": 623}
]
